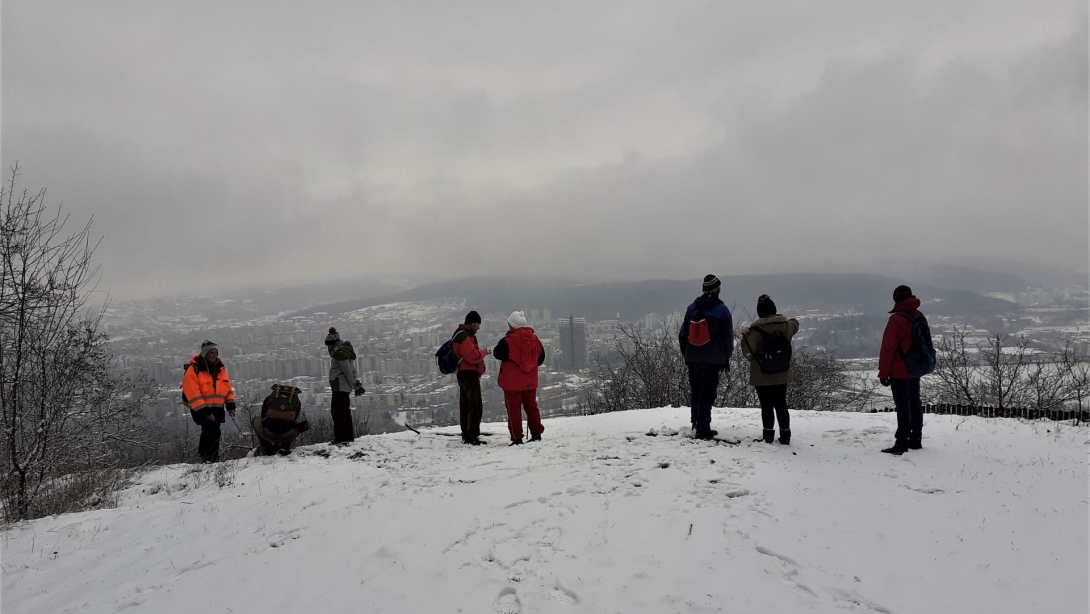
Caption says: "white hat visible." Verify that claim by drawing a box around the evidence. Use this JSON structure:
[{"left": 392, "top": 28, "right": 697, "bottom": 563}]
[{"left": 507, "top": 310, "right": 529, "bottom": 328}]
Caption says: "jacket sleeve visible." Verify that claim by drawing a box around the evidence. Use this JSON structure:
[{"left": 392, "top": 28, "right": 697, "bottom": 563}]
[
  {"left": 878, "top": 316, "right": 905, "bottom": 379},
  {"left": 786, "top": 318, "right": 800, "bottom": 338},
  {"left": 221, "top": 368, "right": 235, "bottom": 402},
  {"left": 536, "top": 339, "right": 546, "bottom": 366},
  {"left": 740, "top": 329, "right": 756, "bottom": 361},
  {"left": 336, "top": 358, "right": 359, "bottom": 384},
  {"left": 182, "top": 367, "right": 198, "bottom": 409},
  {"left": 721, "top": 309, "right": 735, "bottom": 359},
  {"left": 678, "top": 306, "right": 692, "bottom": 354},
  {"left": 492, "top": 338, "right": 509, "bottom": 362},
  {"left": 456, "top": 336, "right": 486, "bottom": 366}
]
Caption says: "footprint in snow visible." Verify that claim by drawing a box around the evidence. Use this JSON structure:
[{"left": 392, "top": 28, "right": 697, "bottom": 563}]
[{"left": 494, "top": 586, "right": 521, "bottom": 614}]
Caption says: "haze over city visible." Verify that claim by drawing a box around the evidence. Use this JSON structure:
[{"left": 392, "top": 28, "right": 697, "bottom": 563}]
[{"left": 3, "top": 0, "right": 1086, "bottom": 298}]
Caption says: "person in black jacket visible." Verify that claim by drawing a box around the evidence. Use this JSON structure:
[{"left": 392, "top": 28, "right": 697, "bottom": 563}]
[{"left": 678, "top": 275, "right": 734, "bottom": 439}]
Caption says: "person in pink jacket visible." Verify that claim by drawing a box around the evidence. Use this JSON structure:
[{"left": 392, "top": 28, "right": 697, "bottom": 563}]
[{"left": 493, "top": 311, "right": 546, "bottom": 445}]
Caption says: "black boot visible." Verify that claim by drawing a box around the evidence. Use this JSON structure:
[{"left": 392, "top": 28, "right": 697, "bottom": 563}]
[
  {"left": 759, "top": 429, "right": 774, "bottom": 444},
  {"left": 778, "top": 429, "right": 791, "bottom": 446},
  {"left": 509, "top": 439, "right": 523, "bottom": 446},
  {"left": 882, "top": 446, "right": 906, "bottom": 455},
  {"left": 529, "top": 433, "right": 542, "bottom": 442}
]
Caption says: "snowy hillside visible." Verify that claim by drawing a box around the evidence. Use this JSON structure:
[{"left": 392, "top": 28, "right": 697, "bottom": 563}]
[{"left": 3, "top": 407, "right": 1087, "bottom": 614}]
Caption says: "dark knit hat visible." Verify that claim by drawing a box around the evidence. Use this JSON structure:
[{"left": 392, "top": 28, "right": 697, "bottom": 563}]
[
  {"left": 702, "top": 274, "right": 721, "bottom": 293},
  {"left": 199, "top": 340, "right": 218, "bottom": 357},
  {"left": 324, "top": 327, "right": 340, "bottom": 347},
  {"left": 893, "top": 285, "right": 913, "bottom": 303},
  {"left": 465, "top": 310, "right": 482, "bottom": 325},
  {"left": 756, "top": 294, "right": 777, "bottom": 319}
]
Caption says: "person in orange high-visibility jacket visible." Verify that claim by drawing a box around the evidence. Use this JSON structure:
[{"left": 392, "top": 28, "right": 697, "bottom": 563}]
[{"left": 182, "top": 340, "right": 236, "bottom": 462}]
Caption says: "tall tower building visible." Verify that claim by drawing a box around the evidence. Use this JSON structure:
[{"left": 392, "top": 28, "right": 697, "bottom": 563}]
[{"left": 558, "top": 315, "right": 587, "bottom": 369}]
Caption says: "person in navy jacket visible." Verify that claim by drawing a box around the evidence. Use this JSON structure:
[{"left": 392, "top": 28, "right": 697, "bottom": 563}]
[{"left": 678, "top": 275, "right": 734, "bottom": 439}]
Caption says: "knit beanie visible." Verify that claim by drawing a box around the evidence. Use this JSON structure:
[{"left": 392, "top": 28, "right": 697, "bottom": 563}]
[
  {"left": 465, "top": 310, "right": 482, "bottom": 325},
  {"left": 507, "top": 310, "right": 529, "bottom": 329},
  {"left": 324, "top": 327, "right": 341, "bottom": 347},
  {"left": 756, "top": 294, "right": 777, "bottom": 319},
  {"left": 199, "top": 340, "right": 218, "bottom": 357},
  {"left": 702, "top": 274, "right": 721, "bottom": 293},
  {"left": 893, "top": 285, "right": 913, "bottom": 303}
]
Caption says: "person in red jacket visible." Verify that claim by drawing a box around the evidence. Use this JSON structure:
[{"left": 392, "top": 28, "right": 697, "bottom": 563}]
[
  {"left": 493, "top": 311, "right": 546, "bottom": 445},
  {"left": 878, "top": 285, "right": 925, "bottom": 455},
  {"left": 452, "top": 311, "right": 490, "bottom": 445}
]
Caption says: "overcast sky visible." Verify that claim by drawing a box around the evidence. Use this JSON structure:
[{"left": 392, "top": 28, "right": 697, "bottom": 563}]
[{"left": 3, "top": 1, "right": 1086, "bottom": 297}]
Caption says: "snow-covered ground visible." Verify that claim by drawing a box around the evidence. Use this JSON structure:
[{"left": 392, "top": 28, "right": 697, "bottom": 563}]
[{"left": 3, "top": 407, "right": 1087, "bottom": 614}]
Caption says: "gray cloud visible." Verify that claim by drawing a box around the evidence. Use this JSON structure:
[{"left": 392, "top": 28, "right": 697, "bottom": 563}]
[{"left": 3, "top": 0, "right": 1086, "bottom": 297}]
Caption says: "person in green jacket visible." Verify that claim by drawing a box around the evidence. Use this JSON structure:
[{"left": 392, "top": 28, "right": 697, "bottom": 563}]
[{"left": 325, "top": 327, "right": 364, "bottom": 444}]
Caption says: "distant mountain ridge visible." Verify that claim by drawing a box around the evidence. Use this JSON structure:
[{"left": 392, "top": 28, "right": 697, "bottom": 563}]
[{"left": 292, "top": 273, "right": 1018, "bottom": 322}]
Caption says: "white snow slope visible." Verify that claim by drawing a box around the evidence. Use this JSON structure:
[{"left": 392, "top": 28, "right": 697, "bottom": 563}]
[{"left": 3, "top": 407, "right": 1087, "bottom": 614}]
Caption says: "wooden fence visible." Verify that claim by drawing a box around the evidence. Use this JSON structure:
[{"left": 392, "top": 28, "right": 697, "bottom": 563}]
[{"left": 872, "top": 403, "right": 1089, "bottom": 424}]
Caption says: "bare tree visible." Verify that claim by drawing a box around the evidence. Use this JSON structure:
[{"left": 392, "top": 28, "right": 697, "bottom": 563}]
[
  {"left": 977, "top": 334, "right": 1031, "bottom": 413},
  {"left": 0, "top": 165, "right": 154, "bottom": 521},
  {"left": 924, "top": 327, "right": 981, "bottom": 407}
]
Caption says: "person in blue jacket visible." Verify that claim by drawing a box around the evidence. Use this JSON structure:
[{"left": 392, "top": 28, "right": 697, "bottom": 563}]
[{"left": 678, "top": 275, "right": 734, "bottom": 439}]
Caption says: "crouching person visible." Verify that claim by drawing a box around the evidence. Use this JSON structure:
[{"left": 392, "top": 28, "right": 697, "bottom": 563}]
[{"left": 251, "top": 385, "right": 310, "bottom": 456}]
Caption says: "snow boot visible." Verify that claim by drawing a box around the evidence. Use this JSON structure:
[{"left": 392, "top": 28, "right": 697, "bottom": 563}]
[
  {"left": 758, "top": 429, "right": 775, "bottom": 444},
  {"left": 509, "top": 439, "right": 523, "bottom": 446},
  {"left": 908, "top": 441, "right": 922, "bottom": 450},
  {"left": 694, "top": 429, "right": 718, "bottom": 440},
  {"left": 529, "top": 433, "right": 542, "bottom": 442},
  {"left": 881, "top": 446, "right": 906, "bottom": 456},
  {"left": 778, "top": 429, "right": 791, "bottom": 445}
]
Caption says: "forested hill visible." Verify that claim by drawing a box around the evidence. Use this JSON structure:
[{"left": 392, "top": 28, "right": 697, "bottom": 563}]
[{"left": 292, "top": 273, "right": 1018, "bottom": 321}]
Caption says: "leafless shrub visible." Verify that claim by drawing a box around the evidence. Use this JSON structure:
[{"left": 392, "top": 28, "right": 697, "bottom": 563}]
[
  {"left": 0, "top": 164, "right": 156, "bottom": 522},
  {"left": 583, "top": 320, "right": 865, "bottom": 414}
]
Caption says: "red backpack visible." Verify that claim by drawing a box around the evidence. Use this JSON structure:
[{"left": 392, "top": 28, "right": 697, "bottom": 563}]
[{"left": 688, "top": 312, "right": 711, "bottom": 347}]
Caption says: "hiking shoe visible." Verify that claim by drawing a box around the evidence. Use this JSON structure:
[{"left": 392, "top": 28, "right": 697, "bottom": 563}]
[
  {"left": 881, "top": 446, "right": 906, "bottom": 456},
  {"left": 509, "top": 439, "right": 523, "bottom": 446},
  {"left": 529, "top": 434, "right": 542, "bottom": 442}
]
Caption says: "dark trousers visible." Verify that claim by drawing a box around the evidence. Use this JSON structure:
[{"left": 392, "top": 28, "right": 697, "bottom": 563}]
[
  {"left": 687, "top": 363, "right": 720, "bottom": 435},
  {"left": 457, "top": 371, "right": 483, "bottom": 442},
  {"left": 330, "top": 391, "right": 355, "bottom": 443},
  {"left": 504, "top": 389, "right": 543, "bottom": 442},
  {"left": 891, "top": 377, "right": 923, "bottom": 448},
  {"left": 755, "top": 384, "right": 790, "bottom": 432},
  {"left": 192, "top": 407, "right": 225, "bottom": 462}
]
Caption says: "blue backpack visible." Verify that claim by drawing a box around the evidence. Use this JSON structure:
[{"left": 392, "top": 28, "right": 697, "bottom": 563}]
[
  {"left": 895, "top": 312, "right": 936, "bottom": 377},
  {"left": 435, "top": 330, "right": 465, "bottom": 374}
]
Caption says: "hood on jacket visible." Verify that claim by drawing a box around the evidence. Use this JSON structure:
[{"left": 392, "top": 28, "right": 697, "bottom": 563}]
[
  {"left": 889, "top": 297, "right": 922, "bottom": 314},
  {"left": 189, "top": 354, "right": 222, "bottom": 373},
  {"left": 751, "top": 314, "right": 790, "bottom": 333},
  {"left": 504, "top": 327, "right": 539, "bottom": 373},
  {"left": 693, "top": 293, "right": 724, "bottom": 312}
]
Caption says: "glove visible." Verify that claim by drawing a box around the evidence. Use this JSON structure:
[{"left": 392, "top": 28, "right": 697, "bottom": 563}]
[
  {"left": 226, "top": 401, "right": 236, "bottom": 416},
  {"left": 880, "top": 377, "right": 890, "bottom": 387},
  {"left": 354, "top": 386, "right": 366, "bottom": 397}
]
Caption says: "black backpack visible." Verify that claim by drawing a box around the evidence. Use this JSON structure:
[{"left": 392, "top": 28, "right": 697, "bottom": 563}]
[
  {"left": 895, "top": 312, "right": 936, "bottom": 377},
  {"left": 754, "top": 327, "right": 792, "bottom": 375},
  {"left": 435, "top": 330, "right": 466, "bottom": 375}
]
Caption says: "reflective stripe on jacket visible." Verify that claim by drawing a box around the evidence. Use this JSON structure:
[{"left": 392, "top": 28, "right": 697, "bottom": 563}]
[{"left": 182, "top": 355, "right": 235, "bottom": 411}]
